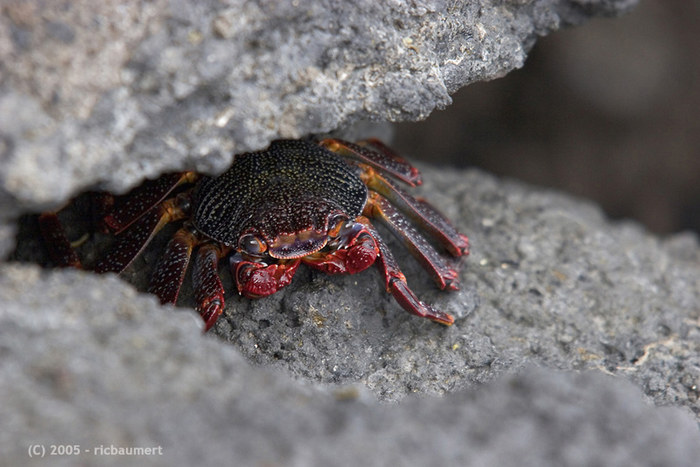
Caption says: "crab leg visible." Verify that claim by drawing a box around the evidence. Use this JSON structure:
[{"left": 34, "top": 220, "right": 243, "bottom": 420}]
[
  {"left": 320, "top": 138, "right": 422, "bottom": 187},
  {"left": 192, "top": 243, "right": 229, "bottom": 331},
  {"left": 38, "top": 212, "right": 82, "bottom": 268},
  {"left": 148, "top": 226, "right": 199, "bottom": 305},
  {"left": 94, "top": 195, "right": 189, "bottom": 273},
  {"left": 360, "top": 167, "right": 469, "bottom": 257},
  {"left": 360, "top": 219, "right": 454, "bottom": 326},
  {"left": 365, "top": 193, "right": 461, "bottom": 291},
  {"left": 103, "top": 172, "right": 198, "bottom": 234}
]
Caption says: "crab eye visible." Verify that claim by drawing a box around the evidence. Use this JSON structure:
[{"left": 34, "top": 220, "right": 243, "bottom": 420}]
[{"left": 239, "top": 234, "right": 267, "bottom": 255}]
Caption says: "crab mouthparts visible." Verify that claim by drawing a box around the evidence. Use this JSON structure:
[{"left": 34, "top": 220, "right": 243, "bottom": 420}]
[{"left": 268, "top": 230, "right": 329, "bottom": 259}]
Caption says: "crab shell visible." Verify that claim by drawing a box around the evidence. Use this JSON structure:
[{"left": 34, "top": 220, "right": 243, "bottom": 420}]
[{"left": 192, "top": 140, "right": 367, "bottom": 259}]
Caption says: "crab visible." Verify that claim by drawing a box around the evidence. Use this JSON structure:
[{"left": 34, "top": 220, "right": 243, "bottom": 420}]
[{"left": 40, "top": 138, "right": 469, "bottom": 331}]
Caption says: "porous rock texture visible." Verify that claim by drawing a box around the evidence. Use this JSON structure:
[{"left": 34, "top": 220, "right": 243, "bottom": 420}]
[
  {"left": 5, "top": 0, "right": 700, "bottom": 466},
  {"left": 0, "top": 0, "right": 637, "bottom": 252},
  {"left": 4, "top": 167, "right": 700, "bottom": 466}
]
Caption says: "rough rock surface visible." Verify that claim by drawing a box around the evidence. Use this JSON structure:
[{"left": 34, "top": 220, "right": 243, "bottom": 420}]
[
  {"left": 208, "top": 165, "right": 700, "bottom": 412},
  {"left": 5, "top": 164, "right": 700, "bottom": 465},
  {"left": 0, "top": 0, "right": 636, "bottom": 255},
  {"left": 6, "top": 0, "right": 699, "bottom": 465},
  {"left": 2, "top": 265, "right": 699, "bottom": 467}
]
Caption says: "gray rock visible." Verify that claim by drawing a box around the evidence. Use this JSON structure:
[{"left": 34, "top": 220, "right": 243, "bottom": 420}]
[
  {"left": 0, "top": 0, "right": 636, "bottom": 256},
  {"left": 2, "top": 260, "right": 700, "bottom": 467},
  {"left": 205, "top": 165, "right": 700, "bottom": 413},
  {"left": 4, "top": 163, "right": 700, "bottom": 466},
  {"left": 6, "top": 0, "right": 698, "bottom": 465}
]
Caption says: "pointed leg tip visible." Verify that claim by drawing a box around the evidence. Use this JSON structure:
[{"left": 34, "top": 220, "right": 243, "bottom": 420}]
[
  {"left": 388, "top": 277, "right": 455, "bottom": 326},
  {"left": 458, "top": 234, "right": 470, "bottom": 256},
  {"left": 437, "top": 268, "right": 461, "bottom": 291},
  {"left": 423, "top": 303, "right": 454, "bottom": 326},
  {"left": 434, "top": 314, "right": 455, "bottom": 326},
  {"left": 202, "top": 319, "right": 217, "bottom": 333},
  {"left": 199, "top": 300, "right": 224, "bottom": 332}
]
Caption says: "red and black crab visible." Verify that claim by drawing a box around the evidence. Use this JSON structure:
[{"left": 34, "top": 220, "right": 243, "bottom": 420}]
[{"left": 40, "top": 138, "right": 469, "bottom": 331}]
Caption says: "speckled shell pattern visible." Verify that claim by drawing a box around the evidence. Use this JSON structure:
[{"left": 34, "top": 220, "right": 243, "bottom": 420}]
[{"left": 192, "top": 139, "right": 369, "bottom": 248}]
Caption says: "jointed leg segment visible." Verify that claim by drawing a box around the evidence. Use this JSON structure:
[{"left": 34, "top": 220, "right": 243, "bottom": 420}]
[
  {"left": 365, "top": 193, "right": 460, "bottom": 290},
  {"left": 192, "top": 243, "right": 229, "bottom": 331},
  {"left": 148, "top": 225, "right": 199, "bottom": 305},
  {"left": 361, "top": 167, "right": 469, "bottom": 257},
  {"left": 361, "top": 220, "right": 455, "bottom": 325},
  {"left": 94, "top": 195, "right": 190, "bottom": 274},
  {"left": 103, "top": 172, "right": 198, "bottom": 233},
  {"left": 320, "top": 138, "right": 422, "bottom": 187}
]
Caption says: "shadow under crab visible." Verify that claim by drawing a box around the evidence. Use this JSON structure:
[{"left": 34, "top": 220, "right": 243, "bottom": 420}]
[{"left": 40, "top": 138, "right": 470, "bottom": 330}]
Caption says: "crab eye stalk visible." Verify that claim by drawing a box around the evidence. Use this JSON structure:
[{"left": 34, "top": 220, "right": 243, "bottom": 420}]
[
  {"left": 239, "top": 233, "right": 267, "bottom": 256},
  {"left": 327, "top": 213, "right": 349, "bottom": 237}
]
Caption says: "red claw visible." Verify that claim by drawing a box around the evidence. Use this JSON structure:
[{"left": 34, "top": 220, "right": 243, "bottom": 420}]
[
  {"left": 234, "top": 260, "right": 301, "bottom": 298},
  {"left": 345, "top": 237, "right": 378, "bottom": 273},
  {"left": 302, "top": 221, "right": 379, "bottom": 275}
]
